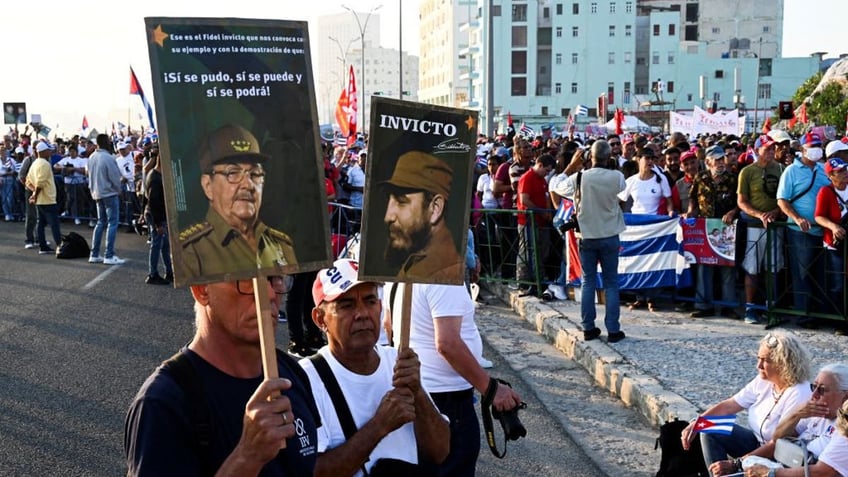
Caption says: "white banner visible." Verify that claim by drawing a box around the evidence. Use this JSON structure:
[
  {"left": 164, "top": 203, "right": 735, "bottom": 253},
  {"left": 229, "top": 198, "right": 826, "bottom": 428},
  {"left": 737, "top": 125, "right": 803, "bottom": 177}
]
[{"left": 670, "top": 107, "right": 744, "bottom": 137}]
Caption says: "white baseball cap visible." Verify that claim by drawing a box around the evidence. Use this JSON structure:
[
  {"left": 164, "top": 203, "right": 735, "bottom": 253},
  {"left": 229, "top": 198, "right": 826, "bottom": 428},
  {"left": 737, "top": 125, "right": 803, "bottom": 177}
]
[
  {"left": 312, "top": 259, "right": 376, "bottom": 306},
  {"left": 825, "top": 140, "right": 848, "bottom": 158}
]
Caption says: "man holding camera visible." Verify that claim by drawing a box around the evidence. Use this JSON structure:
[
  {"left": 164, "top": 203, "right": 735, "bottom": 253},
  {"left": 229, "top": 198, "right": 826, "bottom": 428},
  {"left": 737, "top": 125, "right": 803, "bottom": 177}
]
[
  {"left": 387, "top": 282, "right": 523, "bottom": 476},
  {"left": 553, "top": 140, "right": 626, "bottom": 343}
]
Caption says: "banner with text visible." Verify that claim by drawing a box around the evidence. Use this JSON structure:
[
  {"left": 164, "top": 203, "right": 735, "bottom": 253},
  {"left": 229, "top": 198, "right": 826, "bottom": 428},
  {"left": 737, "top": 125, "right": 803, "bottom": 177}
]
[
  {"left": 145, "top": 17, "right": 331, "bottom": 286},
  {"left": 681, "top": 217, "right": 737, "bottom": 267}
]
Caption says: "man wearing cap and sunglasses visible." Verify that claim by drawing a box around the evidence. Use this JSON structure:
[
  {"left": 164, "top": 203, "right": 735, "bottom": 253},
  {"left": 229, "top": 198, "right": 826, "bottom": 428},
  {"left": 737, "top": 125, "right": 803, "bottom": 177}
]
[
  {"left": 125, "top": 275, "right": 321, "bottom": 476},
  {"left": 178, "top": 124, "right": 297, "bottom": 282},
  {"left": 299, "top": 258, "right": 449, "bottom": 477},
  {"left": 777, "top": 132, "right": 831, "bottom": 325}
]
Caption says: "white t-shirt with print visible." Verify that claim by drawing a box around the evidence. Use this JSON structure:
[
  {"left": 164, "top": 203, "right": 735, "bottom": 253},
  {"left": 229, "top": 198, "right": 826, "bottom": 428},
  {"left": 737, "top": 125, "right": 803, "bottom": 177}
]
[
  {"left": 796, "top": 416, "right": 838, "bottom": 457},
  {"left": 817, "top": 432, "right": 848, "bottom": 476},
  {"left": 618, "top": 173, "right": 671, "bottom": 214}
]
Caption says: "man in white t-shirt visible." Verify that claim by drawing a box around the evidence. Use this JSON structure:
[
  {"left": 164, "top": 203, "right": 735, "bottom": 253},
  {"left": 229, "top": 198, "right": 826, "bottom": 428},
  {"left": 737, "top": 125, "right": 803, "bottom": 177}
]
[
  {"left": 387, "top": 281, "right": 522, "bottom": 477},
  {"left": 115, "top": 141, "right": 139, "bottom": 227},
  {"left": 300, "top": 259, "right": 448, "bottom": 477}
]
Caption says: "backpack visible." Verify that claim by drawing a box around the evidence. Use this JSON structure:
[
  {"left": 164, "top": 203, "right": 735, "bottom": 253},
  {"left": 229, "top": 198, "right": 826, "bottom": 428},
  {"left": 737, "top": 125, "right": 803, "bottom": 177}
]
[
  {"left": 655, "top": 418, "right": 709, "bottom": 477},
  {"left": 56, "top": 232, "right": 90, "bottom": 259}
]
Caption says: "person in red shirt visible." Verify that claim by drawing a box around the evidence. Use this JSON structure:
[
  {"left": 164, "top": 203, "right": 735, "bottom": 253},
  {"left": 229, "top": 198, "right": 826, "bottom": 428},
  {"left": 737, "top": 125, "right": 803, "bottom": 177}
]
[
  {"left": 814, "top": 158, "right": 848, "bottom": 322},
  {"left": 516, "top": 154, "right": 555, "bottom": 295}
]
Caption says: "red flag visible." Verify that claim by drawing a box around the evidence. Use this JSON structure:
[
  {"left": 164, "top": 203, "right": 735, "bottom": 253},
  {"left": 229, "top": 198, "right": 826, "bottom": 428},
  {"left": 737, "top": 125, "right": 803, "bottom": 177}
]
[
  {"left": 334, "top": 88, "right": 350, "bottom": 137},
  {"left": 761, "top": 116, "right": 771, "bottom": 134},
  {"left": 82, "top": 115, "right": 89, "bottom": 131},
  {"left": 507, "top": 112, "right": 514, "bottom": 128},
  {"left": 614, "top": 108, "right": 624, "bottom": 135},
  {"left": 799, "top": 103, "right": 808, "bottom": 124},
  {"left": 788, "top": 115, "right": 797, "bottom": 129},
  {"left": 346, "top": 65, "right": 358, "bottom": 139}
]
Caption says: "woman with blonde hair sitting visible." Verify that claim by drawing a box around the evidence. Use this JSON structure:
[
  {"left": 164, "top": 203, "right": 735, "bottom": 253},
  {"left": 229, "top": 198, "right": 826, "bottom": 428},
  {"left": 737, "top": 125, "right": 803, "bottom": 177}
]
[{"left": 680, "top": 332, "right": 812, "bottom": 476}]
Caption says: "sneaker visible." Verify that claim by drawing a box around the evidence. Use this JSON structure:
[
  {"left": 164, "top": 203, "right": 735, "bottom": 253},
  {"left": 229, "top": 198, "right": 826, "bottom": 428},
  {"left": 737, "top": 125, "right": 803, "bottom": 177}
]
[
  {"left": 546, "top": 283, "right": 567, "bottom": 300},
  {"left": 145, "top": 274, "right": 170, "bottom": 285},
  {"left": 583, "top": 327, "right": 602, "bottom": 341},
  {"left": 88, "top": 256, "right": 103, "bottom": 263},
  {"left": 674, "top": 302, "right": 694, "bottom": 313},
  {"left": 38, "top": 247, "right": 54, "bottom": 255},
  {"left": 744, "top": 310, "right": 761, "bottom": 325},
  {"left": 103, "top": 255, "right": 126, "bottom": 265},
  {"left": 507, "top": 282, "right": 520, "bottom": 290},
  {"left": 479, "top": 357, "right": 494, "bottom": 369},
  {"left": 164, "top": 272, "right": 174, "bottom": 282},
  {"left": 690, "top": 309, "right": 714, "bottom": 318},
  {"left": 607, "top": 331, "right": 626, "bottom": 343},
  {"left": 24, "top": 242, "right": 36, "bottom": 249},
  {"left": 89, "top": 220, "right": 96, "bottom": 228}
]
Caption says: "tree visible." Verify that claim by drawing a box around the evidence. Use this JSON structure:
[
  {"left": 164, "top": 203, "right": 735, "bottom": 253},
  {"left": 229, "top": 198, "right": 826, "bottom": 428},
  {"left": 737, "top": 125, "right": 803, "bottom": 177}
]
[{"left": 787, "top": 70, "right": 848, "bottom": 135}]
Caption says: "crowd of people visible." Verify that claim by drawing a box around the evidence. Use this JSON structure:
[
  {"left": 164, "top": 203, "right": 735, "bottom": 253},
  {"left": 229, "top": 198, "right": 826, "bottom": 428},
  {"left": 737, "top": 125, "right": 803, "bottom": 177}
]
[{"left": 0, "top": 128, "right": 169, "bottom": 281}]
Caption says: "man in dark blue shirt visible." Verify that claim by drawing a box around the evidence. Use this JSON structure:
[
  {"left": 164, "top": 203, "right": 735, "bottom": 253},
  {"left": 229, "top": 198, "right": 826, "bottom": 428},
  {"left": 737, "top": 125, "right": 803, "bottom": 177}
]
[{"left": 125, "top": 277, "right": 320, "bottom": 476}]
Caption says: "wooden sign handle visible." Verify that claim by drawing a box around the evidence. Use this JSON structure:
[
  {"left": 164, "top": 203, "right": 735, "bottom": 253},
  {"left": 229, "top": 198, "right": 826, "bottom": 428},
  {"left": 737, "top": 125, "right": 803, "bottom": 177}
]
[
  {"left": 398, "top": 282, "right": 413, "bottom": 352},
  {"left": 252, "top": 275, "right": 286, "bottom": 449}
]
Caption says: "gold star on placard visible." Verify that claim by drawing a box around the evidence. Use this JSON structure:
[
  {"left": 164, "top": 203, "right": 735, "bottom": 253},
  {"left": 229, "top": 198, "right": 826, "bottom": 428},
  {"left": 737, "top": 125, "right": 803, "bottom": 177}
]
[
  {"left": 465, "top": 115, "right": 476, "bottom": 130},
  {"left": 151, "top": 25, "right": 169, "bottom": 47}
]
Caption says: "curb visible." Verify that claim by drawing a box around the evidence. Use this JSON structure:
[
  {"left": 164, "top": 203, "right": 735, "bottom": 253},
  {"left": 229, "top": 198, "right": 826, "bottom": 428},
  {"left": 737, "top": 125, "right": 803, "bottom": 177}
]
[{"left": 487, "top": 282, "right": 701, "bottom": 428}]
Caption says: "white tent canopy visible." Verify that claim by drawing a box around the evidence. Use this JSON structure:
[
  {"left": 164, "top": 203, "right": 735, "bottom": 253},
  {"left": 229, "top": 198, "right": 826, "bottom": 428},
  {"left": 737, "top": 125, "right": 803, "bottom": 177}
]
[{"left": 603, "top": 115, "right": 651, "bottom": 133}]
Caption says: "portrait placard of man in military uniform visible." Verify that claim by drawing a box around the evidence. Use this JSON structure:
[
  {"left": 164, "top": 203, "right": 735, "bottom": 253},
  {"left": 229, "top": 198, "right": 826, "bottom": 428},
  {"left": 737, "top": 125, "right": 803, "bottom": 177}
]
[
  {"left": 359, "top": 97, "right": 477, "bottom": 285},
  {"left": 145, "top": 17, "right": 332, "bottom": 286}
]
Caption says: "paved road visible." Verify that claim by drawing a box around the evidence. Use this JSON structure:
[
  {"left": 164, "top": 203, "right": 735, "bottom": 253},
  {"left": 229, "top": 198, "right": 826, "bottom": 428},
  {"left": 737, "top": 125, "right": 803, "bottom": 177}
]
[{"left": 0, "top": 220, "right": 640, "bottom": 476}]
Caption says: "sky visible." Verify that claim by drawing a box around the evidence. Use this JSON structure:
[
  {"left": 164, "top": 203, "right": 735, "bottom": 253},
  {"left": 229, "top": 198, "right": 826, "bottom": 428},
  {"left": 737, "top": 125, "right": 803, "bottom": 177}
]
[{"left": 0, "top": 0, "right": 842, "bottom": 139}]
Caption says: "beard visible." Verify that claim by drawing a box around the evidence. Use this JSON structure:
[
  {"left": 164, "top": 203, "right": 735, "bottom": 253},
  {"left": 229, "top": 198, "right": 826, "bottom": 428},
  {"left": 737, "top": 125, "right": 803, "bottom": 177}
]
[{"left": 384, "top": 221, "right": 433, "bottom": 265}]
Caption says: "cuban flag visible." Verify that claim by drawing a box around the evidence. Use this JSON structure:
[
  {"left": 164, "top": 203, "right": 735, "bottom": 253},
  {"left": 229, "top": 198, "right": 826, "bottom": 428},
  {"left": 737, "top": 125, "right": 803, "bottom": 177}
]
[
  {"left": 573, "top": 104, "right": 589, "bottom": 116},
  {"left": 566, "top": 214, "right": 690, "bottom": 288},
  {"left": 130, "top": 67, "right": 156, "bottom": 130},
  {"left": 693, "top": 415, "right": 736, "bottom": 435},
  {"left": 519, "top": 122, "right": 535, "bottom": 138}
]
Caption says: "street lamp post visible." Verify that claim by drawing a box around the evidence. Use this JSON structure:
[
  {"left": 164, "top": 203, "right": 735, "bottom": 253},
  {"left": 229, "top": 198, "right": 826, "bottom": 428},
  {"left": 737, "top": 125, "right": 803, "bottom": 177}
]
[
  {"left": 342, "top": 3, "right": 382, "bottom": 133},
  {"left": 328, "top": 35, "right": 358, "bottom": 90}
]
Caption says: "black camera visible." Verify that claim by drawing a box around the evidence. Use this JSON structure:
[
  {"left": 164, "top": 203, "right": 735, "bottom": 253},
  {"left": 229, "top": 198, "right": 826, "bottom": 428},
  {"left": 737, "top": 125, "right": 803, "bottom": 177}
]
[
  {"left": 557, "top": 216, "right": 580, "bottom": 235},
  {"left": 492, "top": 401, "right": 527, "bottom": 441}
]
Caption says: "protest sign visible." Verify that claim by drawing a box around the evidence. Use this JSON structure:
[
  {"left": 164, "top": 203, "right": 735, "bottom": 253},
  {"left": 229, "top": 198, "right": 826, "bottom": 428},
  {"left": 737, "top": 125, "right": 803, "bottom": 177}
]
[
  {"left": 681, "top": 217, "right": 736, "bottom": 267},
  {"left": 145, "top": 17, "right": 331, "bottom": 287},
  {"left": 358, "top": 97, "right": 477, "bottom": 285}
]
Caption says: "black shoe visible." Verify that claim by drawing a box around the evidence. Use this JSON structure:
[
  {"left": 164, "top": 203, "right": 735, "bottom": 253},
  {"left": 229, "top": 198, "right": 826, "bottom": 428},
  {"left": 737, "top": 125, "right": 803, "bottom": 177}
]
[
  {"left": 607, "top": 331, "right": 626, "bottom": 343},
  {"left": 519, "top": 286, "right": 538, "bottom": 297},
  {"left": 38, "top": 246, "right": 54, "bottom": 255},
  {"left": 145, "top": 274, "right": 170, "bottom": 285},
  {"left": 164, "top": 272, "right": 174, "bottom": 282},
  {"left": 674, "top": 302, "right": 694, "bottom": 312},
  {"left": 690, "top": 309, "right": 714, "bottom": 318},
  {"left": 720, "top": 307, "right": 741, "bottom": 320},
  {"left": 583, "top": 327, "right": 602, "bottom": 341},
  {"left": 287, "top": 342, "right": 318, "bottom": 357}
]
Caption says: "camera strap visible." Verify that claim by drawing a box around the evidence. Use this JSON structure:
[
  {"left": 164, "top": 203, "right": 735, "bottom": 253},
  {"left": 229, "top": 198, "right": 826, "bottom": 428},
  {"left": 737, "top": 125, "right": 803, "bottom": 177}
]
[{"left": 481, "top": 377, "right": 509, "bottom": 458}]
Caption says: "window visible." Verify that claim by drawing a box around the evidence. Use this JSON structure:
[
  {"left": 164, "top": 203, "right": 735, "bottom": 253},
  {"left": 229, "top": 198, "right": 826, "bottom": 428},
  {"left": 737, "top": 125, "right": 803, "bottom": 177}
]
[
  {"left": 711, "top": 26, "right": 720, "bottom": 34},
  {"left": 624, "top": 51, "right": 632, "bottom": 63},
  {"left": 591, "top": 2, "right": 597, "bottom": 13},
  {"left": 541, "top": 106, "right": 549, "bottom": 115},
  {"left": 653, "top": 24, "right": 660, "bottom": 36},
  {"left": 625, "top": 25, "right": 632, "bottom": 36},
  {"left": 608, "top": 82, "right": 615, "bottom": 104},
  {"left": 571, "top": 82, "right": 578, "bottom": 94},
  {"left": 543, "top": 7, "right": 550, "bottom": 18},
  {"left": 572, "top": 53, "right": 578, "bottom": 64},
  {"left": 512, "top": 4, "right": 527, "bottom": 21},
  {"left": 512, "top": 26, "right": 528, "bottom": 47},
  {"left": 609, "top": 25, "right": 615, "bottom": 37},
  {"left": 511, "top": 77, "right": 527, "bottom": 96},
  {"left": 572, "top": 26, "right": 579, "bottom": 37},
  {"left": 758, "top": 83, "right": 772, "bottom": 100},
  {"left": 557, "top": 4, "right": 563, "bottom": 15},
  {"left": 685, "top": 3, "right": 698, "bottom": 22},
  {"left": 636, "top": 86, "right": 647, "bottom": 95},
  {"left": 540, "top": 65, "right": 547, "bottom": 74},
  {"left": 668, "top": 24, "right": 675, "bottom": 36},
  {"left": 561, "top": 108, "right": 568, "bottom": 117},
  {"left": 556, "top": 26, "right": 562, "bottom": 37},
  {"left": 625, "top": 1, "right": 632, "bottom": 13},
  {"left": 666, "top": 81, "right": 674, "bottom": 93},
  {"left": 687, "top": 94, "right": 693, "bottom": 102},
  {"left": 608, "top": 52, "right": 615, "bottom": 64},
  {"left": 759, "top": 58, "right": 773, "bottom": 77},
  {"left": 714, "top": 69, "right": 724, "bottom": 78},
  {"left": 685, "top": 25, "right": 698, "bottom": 41},
  {"left": 573, "top": 3, "right": 579, "bottom": 14},
  {"left": 555, "top": 53, "right": 562, "bottom": 64},
  {"left": 636, "top": 56, "right": 646, "bottom": 65},
  {"left": 763, "top": 25, "right": 770, "bottom": 33},
  {"left": 713, "top": 92, "right": 721, "bottom": 102},
  {"left": 493, "top": 5, "right": 501, "bottom": 15},
  {"left": 652, "top": 51, "right": 659, "bottom": 64},
  {"left": 512, "top": 51, "right": 527, "bottom": 74},
  {"left": 668, "top": 51, "right": 675, "bottom": 64},
  {"left": 610, "top": 2, "right": 616, "bottom": 13},
  {"left": 555, "top": 82, "right": 562, "bottom": 93}
]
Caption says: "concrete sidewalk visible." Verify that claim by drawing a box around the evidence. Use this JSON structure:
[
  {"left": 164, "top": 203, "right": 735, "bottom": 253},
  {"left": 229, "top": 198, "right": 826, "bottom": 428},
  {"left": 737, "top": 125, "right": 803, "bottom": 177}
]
[{"left": 484, "top": 282, "right": 847, "bottom": 429}]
